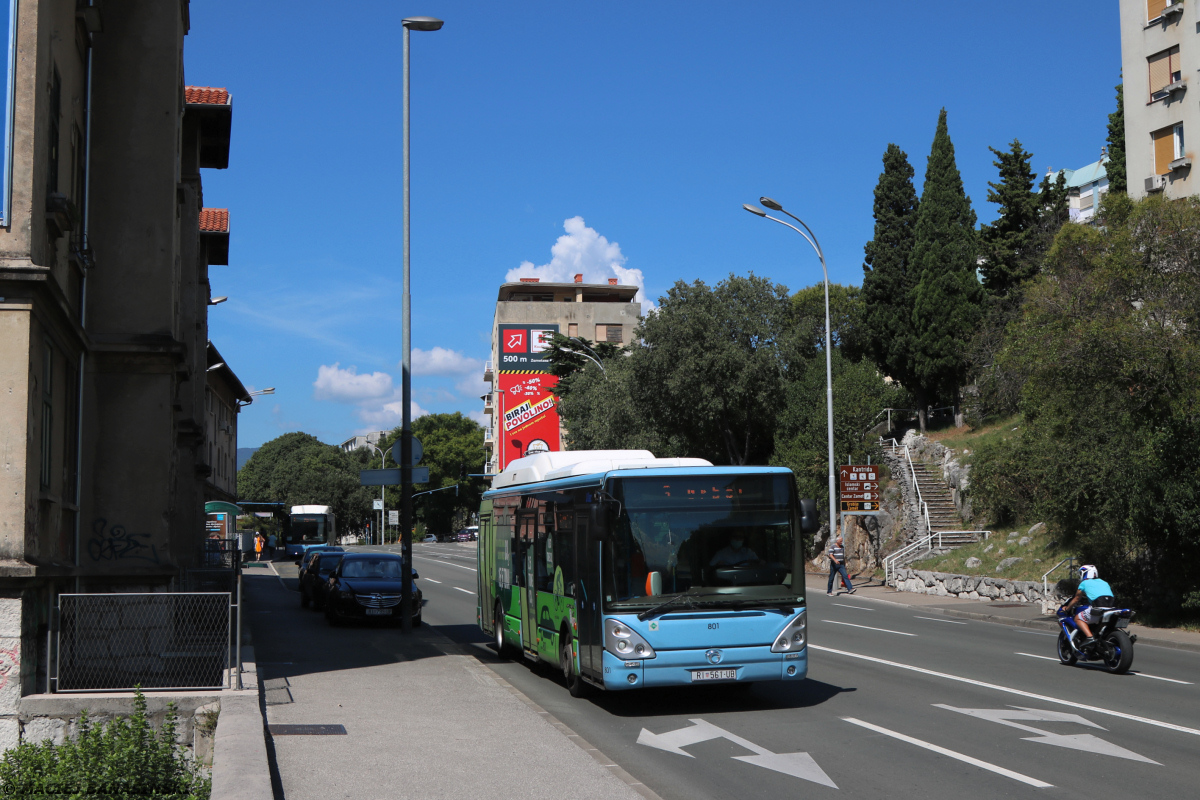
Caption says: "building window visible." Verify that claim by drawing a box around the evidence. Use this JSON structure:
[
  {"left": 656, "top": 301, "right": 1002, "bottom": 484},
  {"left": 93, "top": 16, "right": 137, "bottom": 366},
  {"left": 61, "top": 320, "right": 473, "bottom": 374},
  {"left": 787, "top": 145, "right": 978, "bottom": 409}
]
[
  {"left": 596, "top": 324, "right": 623, "bottom": 343},
  {"left": 567, "top": 323, "right": 578, "bottom": 337},
  {"left": 47, "top": 67, "right": 61, "bottom": 197},
  {"left": 1148, "top": 46, "right": 1181, "bottom": 98},
  {"left": 40, "top": 343, "right": 53, "bottom": 489},
  {"left": 1152, "top": 124, "right": 1184, "bottom": 174},
  {"left": 1148, "top": 0, "right": 1168, "bottom": 21}
]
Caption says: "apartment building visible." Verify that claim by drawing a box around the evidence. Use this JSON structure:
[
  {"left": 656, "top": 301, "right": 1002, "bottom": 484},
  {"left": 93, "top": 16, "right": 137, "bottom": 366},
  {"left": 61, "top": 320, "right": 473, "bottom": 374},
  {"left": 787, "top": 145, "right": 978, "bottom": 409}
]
[
  {"left": 339, "top": 431, "right": 390, "bottom": 453},
  {"left": 0, "top": 0, "right": 247, "bottom": 727},
  {"left": 1119, "top": 0, "right": 1195, "bottom": 198},
  {"left": 1047, "top": 155, "right": 1110, "bottom": 223},
  {"left": 481, "top": 276, "right": 640, "bottom": 474}
]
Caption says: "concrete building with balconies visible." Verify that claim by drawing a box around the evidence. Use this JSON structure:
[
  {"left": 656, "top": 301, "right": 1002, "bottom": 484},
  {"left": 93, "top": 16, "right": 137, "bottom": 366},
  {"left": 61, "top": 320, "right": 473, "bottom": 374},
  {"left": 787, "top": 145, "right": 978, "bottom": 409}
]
[
  {"left": 1119, "top": 0, "right": 1196, "bottom": 198},
  {"left": 481, "top": 275, "right": 640, "bottom": 474}
]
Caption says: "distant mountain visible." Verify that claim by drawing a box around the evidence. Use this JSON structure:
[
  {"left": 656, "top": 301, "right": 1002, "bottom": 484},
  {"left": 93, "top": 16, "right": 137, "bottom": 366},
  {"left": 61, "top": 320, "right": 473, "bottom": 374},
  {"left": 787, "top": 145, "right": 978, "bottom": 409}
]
[{"left": 236, "top": 448, "right": 259, "bottom": 471}]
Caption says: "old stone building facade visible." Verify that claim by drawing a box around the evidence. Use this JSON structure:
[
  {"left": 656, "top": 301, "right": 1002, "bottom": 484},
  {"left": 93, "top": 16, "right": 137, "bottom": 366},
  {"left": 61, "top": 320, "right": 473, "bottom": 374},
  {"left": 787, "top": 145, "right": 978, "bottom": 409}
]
[{"left": 0, "top": 0, "right": 246, "bottom": 744}]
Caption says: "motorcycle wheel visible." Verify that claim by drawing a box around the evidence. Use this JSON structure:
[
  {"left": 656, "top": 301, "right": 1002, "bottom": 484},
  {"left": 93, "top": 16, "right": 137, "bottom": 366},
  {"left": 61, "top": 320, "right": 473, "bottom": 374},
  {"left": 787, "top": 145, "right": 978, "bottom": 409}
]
[
  {"left": 1056, "top": 631, "right": 1078, "bottom": 666},
  {"left": 1102, "top": 629, "right": 1134, "bottom": 674}
]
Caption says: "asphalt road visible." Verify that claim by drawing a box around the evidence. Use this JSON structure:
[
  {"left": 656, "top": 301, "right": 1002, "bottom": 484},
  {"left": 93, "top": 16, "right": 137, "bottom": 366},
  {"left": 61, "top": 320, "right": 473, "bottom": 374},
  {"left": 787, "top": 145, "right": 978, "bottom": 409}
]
[{"left": 263, "top": 543, "right": 1200, "bottom": 799}]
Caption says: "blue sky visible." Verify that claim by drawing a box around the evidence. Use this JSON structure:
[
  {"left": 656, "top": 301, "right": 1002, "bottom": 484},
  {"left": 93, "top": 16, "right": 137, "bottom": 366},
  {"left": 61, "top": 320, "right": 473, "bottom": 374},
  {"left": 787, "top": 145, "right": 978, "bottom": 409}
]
[{"left": 183, "top": 1, "right": 1121, "bottom": 449}]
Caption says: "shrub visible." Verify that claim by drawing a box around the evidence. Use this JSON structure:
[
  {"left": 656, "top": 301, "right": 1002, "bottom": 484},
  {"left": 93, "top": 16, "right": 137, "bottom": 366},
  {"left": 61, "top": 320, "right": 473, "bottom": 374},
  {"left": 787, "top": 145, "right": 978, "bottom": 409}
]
[{"left": 0, "top": 689, "right": 210, "bottom": 800}]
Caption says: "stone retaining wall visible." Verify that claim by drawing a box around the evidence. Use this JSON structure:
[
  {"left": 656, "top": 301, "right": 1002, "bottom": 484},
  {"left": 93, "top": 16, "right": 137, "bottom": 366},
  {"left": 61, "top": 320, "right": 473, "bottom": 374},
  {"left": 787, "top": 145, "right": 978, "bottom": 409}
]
[{"left": 891, "top": 567, "right": 1066, "bottom": 606}]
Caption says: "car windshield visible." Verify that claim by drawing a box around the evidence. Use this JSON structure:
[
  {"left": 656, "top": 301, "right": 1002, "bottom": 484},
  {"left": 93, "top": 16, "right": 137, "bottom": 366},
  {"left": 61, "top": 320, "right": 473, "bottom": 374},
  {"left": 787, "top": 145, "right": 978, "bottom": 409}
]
[
  {"left": 342, "top": 558, "right": 404, "bottom": 579},
  {"left": 605, "top": 474, "right": 803, "bottom": 610},
  {"left": 317, "top": 555, "right": 343, "bottom": 572}
]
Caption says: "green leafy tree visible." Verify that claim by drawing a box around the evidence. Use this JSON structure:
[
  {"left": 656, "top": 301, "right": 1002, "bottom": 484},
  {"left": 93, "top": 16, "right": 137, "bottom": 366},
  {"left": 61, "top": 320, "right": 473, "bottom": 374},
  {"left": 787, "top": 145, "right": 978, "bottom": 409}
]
[
  {"left": 979, "top": 139, "right": 1038, "bottom": 298},
  {"left": 773, "top": 351, "right": 909, "bottom": 524},
  {"left": 971, "top": 194, "right": 1200, "bottom": 618},
  {"left": 543, "top": 333, "right": 620, "bottom": 384},
  {"left": 1106, "top": 80, "right": 1126, "bottom": 195},
  {"left": 374, "top": 413, "right": 487, "bottom": 536},
  {"left": 237, "top": 432, "right": 375, "bottom": 534},
  {"left": 909, "top": 109, "right": 984, "bottom": 429},
  {"left": 790, "top": 282, "right": 866, "bottom": 362},
  {"left": 860, "top": 143, "right": 920, "bottom": 394},
  {"left": 633, "top": 274, "right": 795, "bottom": 465},
  {"left": 554, "top": 349, "right": 679, "bottom": 454}
]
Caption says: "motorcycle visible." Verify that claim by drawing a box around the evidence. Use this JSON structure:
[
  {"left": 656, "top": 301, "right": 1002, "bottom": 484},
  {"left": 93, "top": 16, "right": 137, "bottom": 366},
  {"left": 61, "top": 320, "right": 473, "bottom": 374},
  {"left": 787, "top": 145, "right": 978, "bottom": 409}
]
[{"left": 1055, "top": 606, "right": 1137, "bottom": 673}]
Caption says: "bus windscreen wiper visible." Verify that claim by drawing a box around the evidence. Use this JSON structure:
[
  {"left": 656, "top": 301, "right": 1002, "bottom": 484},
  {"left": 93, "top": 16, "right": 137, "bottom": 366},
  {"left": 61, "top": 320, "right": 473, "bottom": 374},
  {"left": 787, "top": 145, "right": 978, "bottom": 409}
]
[{"left": 637, "top": 590, "right": 702, "bottom": 621}]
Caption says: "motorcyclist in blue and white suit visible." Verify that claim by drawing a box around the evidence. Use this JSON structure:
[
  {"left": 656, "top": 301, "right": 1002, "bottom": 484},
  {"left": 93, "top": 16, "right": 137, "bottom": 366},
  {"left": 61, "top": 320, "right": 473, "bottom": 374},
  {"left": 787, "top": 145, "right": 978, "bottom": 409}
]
[{"left": 1060, "top": 565, "right": 1116, "bottom": 649}]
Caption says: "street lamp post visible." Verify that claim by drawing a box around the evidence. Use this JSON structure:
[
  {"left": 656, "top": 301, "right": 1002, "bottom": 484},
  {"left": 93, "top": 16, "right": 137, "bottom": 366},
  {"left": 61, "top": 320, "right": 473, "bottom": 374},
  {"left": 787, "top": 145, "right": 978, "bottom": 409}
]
[
  {"left": 743, "top": 199, "right": 838, "bottom": 541},
  {"left": 400, "top": 15, "right": 443, "bottom": 634},
  {"left": 369, "top": 444, "right": 390, "bottom": 546},
  {"left": 236, "top": 387, "right": 275, "bottom": 409},
  {"left": 566, "top": 337, "right": 607, "bottom": 378}
]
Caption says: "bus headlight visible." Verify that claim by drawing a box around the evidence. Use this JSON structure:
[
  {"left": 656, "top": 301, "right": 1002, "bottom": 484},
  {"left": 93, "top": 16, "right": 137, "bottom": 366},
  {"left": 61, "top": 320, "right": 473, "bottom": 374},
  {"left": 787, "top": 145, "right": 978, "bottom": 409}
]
[
  {"left": 771, "top": 610, "right": 808, "bottom": 654},
  {"left": 605, "top": 619, "right": 655, "bottom": 660}
]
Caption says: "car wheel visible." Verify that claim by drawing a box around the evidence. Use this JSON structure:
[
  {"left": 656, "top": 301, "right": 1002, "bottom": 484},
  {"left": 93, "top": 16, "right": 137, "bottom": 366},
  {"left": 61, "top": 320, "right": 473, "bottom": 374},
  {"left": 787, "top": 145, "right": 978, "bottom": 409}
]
[
  {"left": 494, "top": 603, "right": 513, "bottom": 658},
  {"left": 561, "top": 635, "right": 587, "bottom": 697},
  {"left": 1057, "top": 631, "right": 1077, "bottom": 666}
]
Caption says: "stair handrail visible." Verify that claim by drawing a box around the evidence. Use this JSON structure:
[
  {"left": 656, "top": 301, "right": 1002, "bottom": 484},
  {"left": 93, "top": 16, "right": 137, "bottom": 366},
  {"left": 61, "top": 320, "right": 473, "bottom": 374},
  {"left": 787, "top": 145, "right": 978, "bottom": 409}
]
[
  {"left": 879, "top": 438, "right": 932, "bottom": 538},
  {"left": 1042, "top": 556, "right": 1076, "bottom": 597},
  {"left": 883, "top": 531, "right": 940, "bottom": 585}
]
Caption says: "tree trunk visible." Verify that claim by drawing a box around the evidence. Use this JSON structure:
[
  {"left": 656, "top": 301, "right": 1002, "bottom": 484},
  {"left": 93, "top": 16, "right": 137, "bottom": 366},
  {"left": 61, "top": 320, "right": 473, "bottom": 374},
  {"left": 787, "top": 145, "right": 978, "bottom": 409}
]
[
  {"left": 953, "top": 386, "right": 964, "bottom": 428},
  {"left": 916, "top": 387, "right": 928, "bottom": 433}
]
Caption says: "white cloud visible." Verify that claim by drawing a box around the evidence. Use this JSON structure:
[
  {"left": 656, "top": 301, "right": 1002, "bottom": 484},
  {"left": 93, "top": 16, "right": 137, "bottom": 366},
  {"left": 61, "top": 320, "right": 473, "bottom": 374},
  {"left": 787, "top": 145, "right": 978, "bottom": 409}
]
[
  {"left": 410, "top": 347, "right": 484, "bottom": 377},
  {"left": 506, "top": 216, "right": 654, "bottom": 314},
  {"left": 467, "top": 409, "right": 489, "bottom": 427},
  {"left": 355, "top": 397, "right": 429, "bottom": 429},
  {"left": 313, "top": 363, "right": 393, "bottom": 402},
  {"left": 455, "top": 372, "right": 490, "bottom": 400}
]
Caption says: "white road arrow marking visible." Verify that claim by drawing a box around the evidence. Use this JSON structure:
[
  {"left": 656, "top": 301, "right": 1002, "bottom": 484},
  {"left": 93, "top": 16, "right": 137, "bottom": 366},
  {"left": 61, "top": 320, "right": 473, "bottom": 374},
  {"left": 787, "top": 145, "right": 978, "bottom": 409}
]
[
  {"left": 935, "top": 705, "right": 1159, "bottom": 765},
  {"left": 637, "top": 719, "right": 837, "bottom": 788}
]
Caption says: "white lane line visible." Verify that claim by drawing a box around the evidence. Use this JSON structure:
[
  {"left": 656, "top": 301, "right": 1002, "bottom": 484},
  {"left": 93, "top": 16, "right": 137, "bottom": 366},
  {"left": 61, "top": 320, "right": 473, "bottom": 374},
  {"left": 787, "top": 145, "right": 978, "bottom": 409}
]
[
  {"left": 822, "top": 620, "right": 915, "bottom": 636},
  {"left": 842, "top": 718, "right": 1052, "bottom": 788},
  {"left": 412, "top": 555, "right": 477, "bottom": 572},
  {"left": 810, "top": 644, "right": 1200, "bottom": 737},
  {"left": 1014, "top": 629, "right": 1057, "bottom": 637},
  {"left": 832, "top": 603, "right": 874, "bottom": 612},
  {"left": 423, "top": 579, "right": 442, "bottom": 584},
  {"left": 1015, "top": 652, "right": 1194, "bottom": 684},
  {"left": 453, "top": 587, "right": 474, "bottom": 594},
  {"left": 267, "top": 561, "right": 287, "bottom": 590},
  {"left": 915, "top": 616, "right": 967, "bottom": 625}
]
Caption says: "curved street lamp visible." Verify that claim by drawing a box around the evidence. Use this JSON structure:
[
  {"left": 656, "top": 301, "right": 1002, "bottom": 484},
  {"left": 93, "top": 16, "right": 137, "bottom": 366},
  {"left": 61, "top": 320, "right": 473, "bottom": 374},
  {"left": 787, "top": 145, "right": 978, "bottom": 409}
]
[
  {"left": 743, "top": 199, "right": 837, "bottom": 540},
  {"left": 565, "top": 337, "right": 607, "bottom": 378}
]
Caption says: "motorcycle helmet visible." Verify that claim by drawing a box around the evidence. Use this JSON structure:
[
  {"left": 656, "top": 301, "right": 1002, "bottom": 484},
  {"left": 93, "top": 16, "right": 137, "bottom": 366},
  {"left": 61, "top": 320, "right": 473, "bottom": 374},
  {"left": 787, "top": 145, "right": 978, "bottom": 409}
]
[{"left": 1078, "top": 564, "right": 1099, "bottom": 581}]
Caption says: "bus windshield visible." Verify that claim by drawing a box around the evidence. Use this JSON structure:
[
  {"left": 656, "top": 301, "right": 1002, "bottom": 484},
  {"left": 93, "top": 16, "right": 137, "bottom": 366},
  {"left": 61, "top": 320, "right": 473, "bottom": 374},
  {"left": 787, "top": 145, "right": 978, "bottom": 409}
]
[
  {"left": 606, "top": 474, "right": 802, "bottom": 610},
  {"left": 290, "top": 515, "right": 327, "bottom": 545}
]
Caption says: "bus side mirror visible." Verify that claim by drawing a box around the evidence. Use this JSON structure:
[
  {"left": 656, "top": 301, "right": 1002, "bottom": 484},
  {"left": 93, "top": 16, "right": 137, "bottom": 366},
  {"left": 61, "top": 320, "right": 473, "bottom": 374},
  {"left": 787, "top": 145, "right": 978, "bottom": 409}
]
[{"left": 799, "top": 498, "right": 819, "bottom": 534}]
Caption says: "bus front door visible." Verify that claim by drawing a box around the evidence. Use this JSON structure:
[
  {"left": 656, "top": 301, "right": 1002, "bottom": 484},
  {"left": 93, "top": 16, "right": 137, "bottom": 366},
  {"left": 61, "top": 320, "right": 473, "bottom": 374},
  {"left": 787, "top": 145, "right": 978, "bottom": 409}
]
[
  {"left": 518, "top": 511, "right": 537, "bottom": 654},
  {"left": 575, "top": 514, "right": 602, "bottom": 680}
]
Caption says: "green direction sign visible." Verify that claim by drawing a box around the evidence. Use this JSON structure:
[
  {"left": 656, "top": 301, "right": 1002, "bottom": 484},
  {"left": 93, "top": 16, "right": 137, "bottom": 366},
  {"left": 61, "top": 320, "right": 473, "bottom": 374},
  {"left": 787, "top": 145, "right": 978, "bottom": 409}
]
[
  {"left": 359, "top": 466, "right": 430, "bottom": 486},
  {"left": 391, "top": 436, "right": 423, "bottom": 467}
]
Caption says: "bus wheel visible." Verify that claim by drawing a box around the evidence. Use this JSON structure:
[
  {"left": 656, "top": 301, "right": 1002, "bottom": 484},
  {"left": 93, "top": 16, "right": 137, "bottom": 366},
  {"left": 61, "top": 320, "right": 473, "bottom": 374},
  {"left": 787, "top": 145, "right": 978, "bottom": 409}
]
[
  {"left": 494, "top": 604, "right": 513, "bottom": 658},
  {"left": 561, "top": 637, "right": 587, "bottom": 698}
]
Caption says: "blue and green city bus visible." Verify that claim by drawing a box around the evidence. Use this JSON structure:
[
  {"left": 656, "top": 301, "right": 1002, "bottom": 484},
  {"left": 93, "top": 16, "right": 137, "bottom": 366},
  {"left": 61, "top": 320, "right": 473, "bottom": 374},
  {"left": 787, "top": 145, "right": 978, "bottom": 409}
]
[{"left": 477, "top": 450, "right": 818, "bottom": 695}]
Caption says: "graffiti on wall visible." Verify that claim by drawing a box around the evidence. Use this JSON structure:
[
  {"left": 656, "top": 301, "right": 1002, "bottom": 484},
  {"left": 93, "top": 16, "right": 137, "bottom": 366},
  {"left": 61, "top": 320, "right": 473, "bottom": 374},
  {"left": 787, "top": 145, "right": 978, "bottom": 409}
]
[
  {"left": 0, "top": 646, "right": 19, "bottom": 693},
  {"left": 87, "top": 519, "right": 160, "bottom": 564}
]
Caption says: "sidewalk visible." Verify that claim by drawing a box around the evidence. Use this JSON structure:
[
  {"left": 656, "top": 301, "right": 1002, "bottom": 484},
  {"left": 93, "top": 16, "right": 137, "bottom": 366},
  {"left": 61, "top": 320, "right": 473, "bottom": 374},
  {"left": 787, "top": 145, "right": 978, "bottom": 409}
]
[
  {"left": 247, "top": 573, "right": 655, "bottom": 800},
  {"left": 807, "top": 573, "right": 1200, "bottom": 653}
]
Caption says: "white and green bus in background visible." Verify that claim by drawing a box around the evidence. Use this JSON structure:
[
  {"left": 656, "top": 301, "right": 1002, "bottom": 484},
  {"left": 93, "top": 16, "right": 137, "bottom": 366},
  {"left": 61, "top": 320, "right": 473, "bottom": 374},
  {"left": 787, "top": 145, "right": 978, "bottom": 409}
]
[{"left": 477, "top": 450, "right": 819, "bottom": 695}]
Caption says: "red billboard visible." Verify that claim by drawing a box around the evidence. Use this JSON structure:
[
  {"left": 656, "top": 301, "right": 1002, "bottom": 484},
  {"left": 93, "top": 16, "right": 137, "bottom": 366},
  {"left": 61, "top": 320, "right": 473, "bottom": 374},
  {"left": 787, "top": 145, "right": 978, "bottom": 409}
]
[{"left": 498, "top": 324, "right": 560, "bottom": 471}]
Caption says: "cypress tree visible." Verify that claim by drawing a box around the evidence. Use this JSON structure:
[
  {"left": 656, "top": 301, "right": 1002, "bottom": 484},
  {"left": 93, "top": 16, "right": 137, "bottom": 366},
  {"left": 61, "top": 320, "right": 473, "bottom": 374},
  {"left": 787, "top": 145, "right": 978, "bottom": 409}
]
[
  {"left": 978, "top": 139, "right": 1038, "bottom": 298},
  {"left": 909, "top": 109, "right": 983, "bottom": 430},
  {"left": 1106, "top": 81, "right": 1126, "bottom": 195},
  {"left": 860, "top": 144, "right": 920, "bottom": 393}
]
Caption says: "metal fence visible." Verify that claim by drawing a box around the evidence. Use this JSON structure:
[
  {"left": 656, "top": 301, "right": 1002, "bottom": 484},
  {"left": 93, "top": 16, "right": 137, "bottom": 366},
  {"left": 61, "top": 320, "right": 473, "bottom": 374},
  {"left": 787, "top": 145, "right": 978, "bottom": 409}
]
[
  {"left": 202, "top": 536, "right": 241, "bottom": 568},
  {"left": 55, "top": 592, "right": 232, "bottom": 692}
]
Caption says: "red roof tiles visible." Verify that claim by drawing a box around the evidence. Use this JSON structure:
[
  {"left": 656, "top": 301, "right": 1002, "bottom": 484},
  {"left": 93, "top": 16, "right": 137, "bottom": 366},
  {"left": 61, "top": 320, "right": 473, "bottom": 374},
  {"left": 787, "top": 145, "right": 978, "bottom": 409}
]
[
  {"left": 199, "top": 208, "right": 229, "bottom": 233},
  {"left": 185, "top": 86, "right": 230, "bottom": 105}
]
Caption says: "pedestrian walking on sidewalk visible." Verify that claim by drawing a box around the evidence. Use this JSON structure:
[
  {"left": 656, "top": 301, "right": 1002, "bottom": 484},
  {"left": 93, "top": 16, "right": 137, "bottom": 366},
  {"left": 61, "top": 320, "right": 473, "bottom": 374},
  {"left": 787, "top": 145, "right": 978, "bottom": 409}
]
[
  {"left": 827, "top": 535, "right": 854, "bottom": 595},
  {"left": 267, "top": 532, "right": 277, "bottom": 560},
  {"left": 254, "top": 532, "right": 264, "bottom": 562}
]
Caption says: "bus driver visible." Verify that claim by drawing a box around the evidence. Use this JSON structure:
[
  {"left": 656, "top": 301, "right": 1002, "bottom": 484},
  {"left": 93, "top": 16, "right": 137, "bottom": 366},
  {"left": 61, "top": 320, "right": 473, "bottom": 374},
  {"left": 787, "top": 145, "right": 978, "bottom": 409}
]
[{"left": 709, "top": 532, "right": 761, "bottom": 567}]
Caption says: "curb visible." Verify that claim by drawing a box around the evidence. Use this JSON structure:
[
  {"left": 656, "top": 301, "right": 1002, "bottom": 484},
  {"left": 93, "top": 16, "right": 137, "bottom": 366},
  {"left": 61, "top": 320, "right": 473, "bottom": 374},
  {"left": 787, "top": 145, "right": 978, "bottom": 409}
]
[{"left": 424, "top": 629, "right": 665, "bottom": 800}]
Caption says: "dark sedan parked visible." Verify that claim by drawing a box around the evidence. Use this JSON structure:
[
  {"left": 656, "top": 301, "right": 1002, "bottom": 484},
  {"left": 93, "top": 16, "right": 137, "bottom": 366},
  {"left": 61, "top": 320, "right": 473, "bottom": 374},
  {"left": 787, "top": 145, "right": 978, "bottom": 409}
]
[
  {"left": 324, "top": 553, "right": 422, "bottom": 627},
  {"left": 299, "top": 551, "right": 344, "bottom": 609}
]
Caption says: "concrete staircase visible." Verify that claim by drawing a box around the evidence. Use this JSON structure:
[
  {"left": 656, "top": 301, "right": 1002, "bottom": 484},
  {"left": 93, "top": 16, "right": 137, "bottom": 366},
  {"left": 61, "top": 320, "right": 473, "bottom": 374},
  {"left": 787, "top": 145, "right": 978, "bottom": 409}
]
[{"left": 910, "top": 462, "right": 970, "bottom": 535}]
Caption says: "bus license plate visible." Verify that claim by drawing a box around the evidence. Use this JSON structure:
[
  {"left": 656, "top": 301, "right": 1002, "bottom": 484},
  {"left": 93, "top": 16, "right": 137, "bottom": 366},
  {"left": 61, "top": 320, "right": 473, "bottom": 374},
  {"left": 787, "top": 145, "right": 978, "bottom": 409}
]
[
  {"left": 365, "top": 608, "right": 392, "bottom": 616},
  {"left": 691, "top": 669, "right": 737, "bottom": 682}
]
